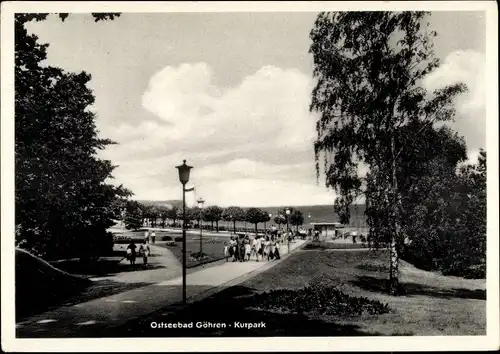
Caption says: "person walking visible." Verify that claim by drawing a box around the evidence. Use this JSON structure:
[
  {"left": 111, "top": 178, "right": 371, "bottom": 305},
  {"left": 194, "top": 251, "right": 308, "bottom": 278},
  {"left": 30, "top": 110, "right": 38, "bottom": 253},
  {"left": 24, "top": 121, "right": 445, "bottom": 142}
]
[
  {"left": 244, "top": 238, "right": 251, "bottom": 261},
  {"left": 269, "top": 237, "right": 277, "bottom": 261},
  {"left": 263, "top": 236, "right": 271, "bottom": 261},
  {"left": 126, "top": 240, "right": 137, "bottom": 266},
  {"left": 139, "top": 240, "right": 150, "bottom": 266},
  {"left": 223, "top": 242, "right": 230, "bottom": 262},
  {"left": 144, "top": 229, "right": 150, "bottom": 243},
  {"left": 151, "top": 231, "right": 156, "bottom": 244},
  {"left": 238, "top": 236, "right": 246, "bottom": 262}
]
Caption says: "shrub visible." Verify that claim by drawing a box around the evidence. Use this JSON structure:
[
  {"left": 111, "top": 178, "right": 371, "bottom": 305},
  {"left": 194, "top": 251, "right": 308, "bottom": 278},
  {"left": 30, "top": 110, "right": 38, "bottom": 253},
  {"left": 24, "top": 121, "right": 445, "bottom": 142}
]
[
  {"left": 174, "top": 236, "right": 183, "bottom": 242},
  {"left": 189, "top": 251, "right": 209, "bottom": 261},
  {"left": 303, "top": 242, "right": 326, "bottom": 250},
  {"left": 248, "top": 286, "right": 389, "bottom": 317},
  {"left": 165, "top": 241, "right": 176, "bottom": 246},
  {"left": 161, "top": 235, "right": 172, "bottom": 241}
]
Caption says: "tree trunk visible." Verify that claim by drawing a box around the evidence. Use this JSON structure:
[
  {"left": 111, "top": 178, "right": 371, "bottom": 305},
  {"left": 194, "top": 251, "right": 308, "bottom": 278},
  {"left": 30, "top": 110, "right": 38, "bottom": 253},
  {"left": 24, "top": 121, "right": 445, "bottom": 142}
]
[
  {"left": 389, "top": 134, "right": 400, "bottom": 295},
  {"left": 216, "top": 220, "right": 219, "bottom": 232},
  {"left": 255, "top": 223, "right": 258, "bottom": 236},
  {"left": 233, "top": 220, "right": 236, "bottom": 234}
]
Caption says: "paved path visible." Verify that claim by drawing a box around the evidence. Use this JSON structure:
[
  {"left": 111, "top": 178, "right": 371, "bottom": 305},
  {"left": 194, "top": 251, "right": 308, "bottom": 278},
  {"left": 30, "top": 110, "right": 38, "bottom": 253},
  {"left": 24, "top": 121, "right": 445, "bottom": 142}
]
[
  {"left": 91, "top": 244, "right": 182, "bottom": 284},
  {"left": 16, "top": 240, "right": 307, "bottom": 337}
]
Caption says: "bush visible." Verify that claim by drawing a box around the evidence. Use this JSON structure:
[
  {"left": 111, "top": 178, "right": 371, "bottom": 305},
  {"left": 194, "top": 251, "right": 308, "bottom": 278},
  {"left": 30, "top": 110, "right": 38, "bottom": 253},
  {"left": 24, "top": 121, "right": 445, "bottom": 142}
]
[
  {"left": 303, "top": 242, "right": 326, "bottom": 250},
  {"left": 161, "top": 235, "right": 172, "bottom": 241},
  {"left": 189, "top": 251, "right": 209, "bottom": 261},
  {"left": 174, "top": 236, "right": 183, "bottom": 242},
  {"left": 248, "top": 285, "right": 389, "bottom": 317},
  {"left": 165, "top": 241, "right": 176, "bottom": 246}
]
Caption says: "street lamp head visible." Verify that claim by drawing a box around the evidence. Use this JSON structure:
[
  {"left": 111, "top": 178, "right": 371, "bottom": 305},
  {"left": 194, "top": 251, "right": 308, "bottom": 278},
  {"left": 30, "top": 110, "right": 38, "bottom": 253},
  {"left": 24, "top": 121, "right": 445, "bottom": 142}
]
[
  {"left": 175, "top": 159, "right": 193, "bottom": 185},
  {"left": 197, "top": 198, "right": 205, "bottom": 207},
  {"left": 269, "top": 213, "right": 272, "bottom": 218}
]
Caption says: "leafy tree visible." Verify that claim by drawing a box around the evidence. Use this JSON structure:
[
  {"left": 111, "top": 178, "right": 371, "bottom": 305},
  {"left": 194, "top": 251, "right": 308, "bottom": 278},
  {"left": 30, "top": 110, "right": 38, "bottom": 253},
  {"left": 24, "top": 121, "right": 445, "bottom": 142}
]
[
  {"left": 274, "top": 214, "right": 286, "bottom": 229},
  {"left": 157, "top": 205, "right": 170, "bottom": 228},
  {"left": 124, "top": 201, "right": 143, "bottom": 231},
  {"left": 290, "top": 210, "right": 305, "bottom": 232},
  {"left": 310, "top": 12, "right": 467, "bottom": 294},
  {"left": 245, "top": 208, "right": 264, "bottom": 235},
  {"left": 261, "top": 211, "right": 272, "bottom": 231},
  {"left": 167, "top": 206, "right": 179, "bottom": 226},
  {"left": 203, "top": 206, "right": 223, "bottom": 232},
  {"left": 223, "top": 206, "right": 246, "bottom": 233},
  {"left": 15, "top": 13, "right": 129, "bottom": 261}
]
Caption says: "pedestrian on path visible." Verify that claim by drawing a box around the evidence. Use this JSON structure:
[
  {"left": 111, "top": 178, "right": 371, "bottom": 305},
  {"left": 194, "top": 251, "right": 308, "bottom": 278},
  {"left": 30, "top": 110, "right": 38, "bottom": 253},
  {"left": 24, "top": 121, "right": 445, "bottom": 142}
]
[
  {"left": 144, "top": 229, "right": 150, "bottom": 243},
  {"left": 263, "top": 236, "right": 271, "bottom": 261},
  {"left": 244, "top": 239, "right": 251, "bottom": 261},
  {"left": 223, "top": 242, "right": 230, "bottom": 262},
  {"left": 151, "top": 231, "right": 156, "bottom": 244},
  {"left": 139, "top": 240, "right": 150, "bottom": 266},
  {"left": 238, "top": 236, "right": 245, "bottom": 262},
  {"left": 126, "top": 240, "right": 137, "bottom": 266}
]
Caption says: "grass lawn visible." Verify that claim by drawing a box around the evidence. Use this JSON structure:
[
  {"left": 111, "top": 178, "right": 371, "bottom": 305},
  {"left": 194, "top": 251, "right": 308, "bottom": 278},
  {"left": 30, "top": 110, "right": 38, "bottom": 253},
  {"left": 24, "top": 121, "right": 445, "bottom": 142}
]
[
  {"left": 156, "top": 235, "right": 226, "bottom": 268},
  {"left": 111, "top": 249, "right": 486, "bottom": 337}
]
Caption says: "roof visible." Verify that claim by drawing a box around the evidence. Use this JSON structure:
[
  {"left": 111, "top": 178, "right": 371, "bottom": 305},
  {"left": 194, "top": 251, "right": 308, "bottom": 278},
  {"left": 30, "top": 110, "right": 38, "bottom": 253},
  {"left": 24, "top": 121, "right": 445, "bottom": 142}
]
[{"left": 310, "top": 222, "right": 344, "bottom": 227}]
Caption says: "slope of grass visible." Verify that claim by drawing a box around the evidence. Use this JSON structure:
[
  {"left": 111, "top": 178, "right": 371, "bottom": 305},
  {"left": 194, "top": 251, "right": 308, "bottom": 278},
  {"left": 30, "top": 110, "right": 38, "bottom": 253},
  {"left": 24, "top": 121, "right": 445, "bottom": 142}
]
[{"left": 112, "top": 249, "right": 485, "bottom": 337}]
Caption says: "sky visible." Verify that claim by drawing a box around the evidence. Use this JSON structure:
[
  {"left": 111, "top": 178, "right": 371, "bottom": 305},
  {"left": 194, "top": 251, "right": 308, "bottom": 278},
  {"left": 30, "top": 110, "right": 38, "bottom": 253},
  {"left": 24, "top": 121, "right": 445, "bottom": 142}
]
[{"left": 25, "top": 11, "right": 486, "bottom": 207}]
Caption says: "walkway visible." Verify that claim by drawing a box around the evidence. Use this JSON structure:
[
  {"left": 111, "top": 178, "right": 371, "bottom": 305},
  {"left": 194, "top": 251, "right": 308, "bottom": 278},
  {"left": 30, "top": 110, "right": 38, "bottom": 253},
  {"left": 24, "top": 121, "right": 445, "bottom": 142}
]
[
  {"left": 16, "top": 240, "right": 307, "bottom": 338},
  {"left": 91, "top": 244, "right": 182, "bottom": 284}
]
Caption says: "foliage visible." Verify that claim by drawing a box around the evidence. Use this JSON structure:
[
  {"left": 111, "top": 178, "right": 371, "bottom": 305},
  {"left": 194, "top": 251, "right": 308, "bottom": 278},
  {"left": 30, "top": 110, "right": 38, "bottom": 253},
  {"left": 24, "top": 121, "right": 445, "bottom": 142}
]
[
  {"left": 249, "top": 286, "right": 390, "bottom": 317},
  {"left": 401, "top": 150, "right": 486, "bottom": 278},
  {"left": 245, "top": 207, "right": 265, "bottom": 233},
  {"left": 222, "top": 206, "right": 246, "bottom": 233},
  {"left": 274, "top": 214, "right": 286, "bottom": 226},
  {"left": 203, "top": 206, "right": 224, "bottom": 231},
  {"left": 309, "top": 12, "right": 468, "bottom": 292},
  {"left": 166, "top": 206, "right": 179, "bottom": 224},
  {"left": 290, "top": 210, "right": 304, "bottom": 231},
  {"left": 124, "top": 201, "right": 143, "bottom": 231},
  {"left": 161, "top": 235, "right": 173, "bottom": 241},
  {"left": 15, "top": 13, "right": 129, "bottom": 261}
]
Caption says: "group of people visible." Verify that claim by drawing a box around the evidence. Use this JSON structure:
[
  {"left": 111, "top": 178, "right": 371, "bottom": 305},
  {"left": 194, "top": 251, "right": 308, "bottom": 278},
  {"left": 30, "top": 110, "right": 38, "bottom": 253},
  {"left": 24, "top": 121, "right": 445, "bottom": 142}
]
[
  {"left": 126, "top": 240, "right": 151, "bottom": 266},
  {"left": 144, "top": 229, "right": 156, "bottom": 244},
  {"left": 223, "top": 231, "right": 288, "bottom": 262}
]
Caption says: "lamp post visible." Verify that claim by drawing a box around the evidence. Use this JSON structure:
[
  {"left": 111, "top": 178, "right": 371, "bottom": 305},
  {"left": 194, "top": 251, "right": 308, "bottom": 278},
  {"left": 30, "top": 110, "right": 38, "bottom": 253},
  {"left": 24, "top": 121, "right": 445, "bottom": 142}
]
[
  {"left": 286, "top": 208, "right": 291, "bottom": 254},
  {"left": 175, "top": 159, "right": 192, "bottom": 305},
  {"left": 265, "top": 213, "right": 272, "bottom": 236},
  {"left": 197, "top": 197, "right": 205, "bottom": 256}
]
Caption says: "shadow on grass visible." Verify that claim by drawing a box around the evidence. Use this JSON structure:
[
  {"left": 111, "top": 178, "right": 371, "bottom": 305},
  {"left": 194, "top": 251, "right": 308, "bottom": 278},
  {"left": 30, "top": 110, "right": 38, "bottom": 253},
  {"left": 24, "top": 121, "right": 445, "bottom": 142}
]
[
  {"left": 53, "top": 259, "right": 167, "bottom": 277},
  {"left": 16, "top": 279, "right": 152, "bottom": 322},
  {"left": 351, "top": 275, "right": 486, "bottom": 300},
  {"left": 108, "top": 285, "right": 382, "bottom": 337}
]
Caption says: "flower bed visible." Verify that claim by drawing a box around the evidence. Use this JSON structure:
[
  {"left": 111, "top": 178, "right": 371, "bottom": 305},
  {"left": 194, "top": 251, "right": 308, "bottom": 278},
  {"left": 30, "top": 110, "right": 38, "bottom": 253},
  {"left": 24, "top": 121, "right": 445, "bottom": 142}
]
[{"left": 248, "top": 286, "right": 389, "bottom": 317}]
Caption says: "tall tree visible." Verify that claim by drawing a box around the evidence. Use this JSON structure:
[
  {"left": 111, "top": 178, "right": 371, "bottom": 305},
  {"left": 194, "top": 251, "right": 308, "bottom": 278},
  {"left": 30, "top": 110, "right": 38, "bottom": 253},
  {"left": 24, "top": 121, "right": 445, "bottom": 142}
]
[
  {"left": 124, "top": 201, "right": 143, "bottom": 231},
  {"left": 15, "top": 13, "right": 129, "bottom": 260},
  {"left": 290, "top": 210, "right": 305, "bottom": 233},
  {"left": 167, "top": 206, "right": 179, "bottom": 227},
  {"left": 203, "top": 206, "right": 223, "bottom": 232},
  {"left": 274, "top": 214, "right": 286, "bottom": 229},
  {"left": 222, "top": 206, "right": 245, "bottom": 234},
  {"left": 310, "top": 12, "right": 467, "bottom": 294},
  {"left": 245, "top": 208, "right": 264, "bottom": 236}
]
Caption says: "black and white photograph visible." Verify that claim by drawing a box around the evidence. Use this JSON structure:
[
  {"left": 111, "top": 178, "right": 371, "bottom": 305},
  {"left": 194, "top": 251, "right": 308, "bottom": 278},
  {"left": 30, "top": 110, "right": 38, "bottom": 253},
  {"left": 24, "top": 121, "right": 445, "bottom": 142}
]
[{"left": 1, "top": 1, "right": 498, "bottom": 352}]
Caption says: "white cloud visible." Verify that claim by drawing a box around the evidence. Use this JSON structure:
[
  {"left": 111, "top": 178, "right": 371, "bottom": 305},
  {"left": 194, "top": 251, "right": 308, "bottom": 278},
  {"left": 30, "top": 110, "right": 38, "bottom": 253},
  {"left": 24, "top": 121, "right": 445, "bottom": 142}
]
[
  {"left": 100, "top": 63, "right": 331, "bottom": 205},
  {"left": 423, "top": 50, "right": 486, "bottom": 157}
]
